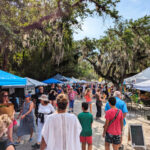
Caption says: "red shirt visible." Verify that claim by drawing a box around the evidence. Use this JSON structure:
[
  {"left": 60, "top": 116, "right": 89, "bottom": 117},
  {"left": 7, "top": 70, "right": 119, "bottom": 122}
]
[
  {"left": 84, "top": 92, "right": 92, "bottom": 102},
  {"left": 105, "top": 108, "right": 123, "bottom": 135}
]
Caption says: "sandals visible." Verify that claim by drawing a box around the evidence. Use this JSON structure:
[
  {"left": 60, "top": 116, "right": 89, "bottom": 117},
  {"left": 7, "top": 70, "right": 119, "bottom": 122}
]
[{"left": 14, "top": 141, "right": 20, "bottom": 146}]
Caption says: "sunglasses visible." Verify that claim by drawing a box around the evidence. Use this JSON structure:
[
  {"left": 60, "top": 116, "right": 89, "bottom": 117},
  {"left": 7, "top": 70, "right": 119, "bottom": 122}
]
[{"left": 3, "top": 95, "right": 9, "bottom": 97}]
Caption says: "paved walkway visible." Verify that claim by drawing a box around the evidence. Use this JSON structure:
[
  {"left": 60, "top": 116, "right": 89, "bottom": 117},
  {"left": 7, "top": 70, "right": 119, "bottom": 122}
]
[{"left": 14, "top": 99, "right": 150, "bottom": 150}]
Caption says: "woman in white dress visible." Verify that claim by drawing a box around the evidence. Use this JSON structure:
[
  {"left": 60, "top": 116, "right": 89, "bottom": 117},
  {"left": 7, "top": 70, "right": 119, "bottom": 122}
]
[
  {"left": 32, "top": 94, "right": 55, "bottom": 149},
  {"left": 40, "top": 94, "right": 82, "bottom": 150}
]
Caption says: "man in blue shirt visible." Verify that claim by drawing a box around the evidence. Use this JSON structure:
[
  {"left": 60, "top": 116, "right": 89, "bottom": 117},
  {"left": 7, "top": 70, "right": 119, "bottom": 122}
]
[{"left": 105, "top": 91, "right": 128, "bottom": 150}]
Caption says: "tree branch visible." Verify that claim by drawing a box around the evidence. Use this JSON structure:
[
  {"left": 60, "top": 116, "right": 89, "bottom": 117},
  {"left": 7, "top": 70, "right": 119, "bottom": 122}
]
[
  {"left": 85, "top": 57, "right": 118, "bottom": 85},
  {"left": 106, "top": 61, "right": 115, "bottom": 77}
]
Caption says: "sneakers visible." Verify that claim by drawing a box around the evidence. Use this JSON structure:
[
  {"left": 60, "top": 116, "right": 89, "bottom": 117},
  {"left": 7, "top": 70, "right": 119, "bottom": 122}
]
[{"left": 32, "top": 143, "right": 40, "bottom": 149}]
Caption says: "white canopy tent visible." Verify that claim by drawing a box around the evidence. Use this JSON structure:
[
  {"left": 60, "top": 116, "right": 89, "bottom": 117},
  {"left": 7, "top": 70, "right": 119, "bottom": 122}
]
[
  {"left": 133, "top": 80, "right": 150, "bottom": 92},
  {"left": 26, "top": 77, "right": 47, "bottom": 87},
  {"left": 2, "top": 77, "right": 47, "bottom": 95},
  {"left": 124, "top": 67, "right": 150, "bottom": 84}
]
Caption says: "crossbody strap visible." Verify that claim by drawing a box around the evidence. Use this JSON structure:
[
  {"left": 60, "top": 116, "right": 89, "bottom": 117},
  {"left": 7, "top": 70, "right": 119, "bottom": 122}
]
[{"left": 108, "top": 109, "right": 120, "bottom": 127}]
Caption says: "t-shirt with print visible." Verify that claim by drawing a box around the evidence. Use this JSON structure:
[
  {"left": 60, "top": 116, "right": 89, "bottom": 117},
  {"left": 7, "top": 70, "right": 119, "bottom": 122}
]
[
  {"left": 105, "top": 108, "right": 123, "bottom": 135},
  {"left": 78, "top": 112, "right": 93, "bottom": 137}
]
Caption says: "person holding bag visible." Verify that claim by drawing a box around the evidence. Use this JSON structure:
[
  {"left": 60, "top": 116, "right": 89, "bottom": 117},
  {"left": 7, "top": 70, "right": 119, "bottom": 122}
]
[
  {"left": 32, "top": 94, "right": 55, "bottom": 149},
  {"left": 0, "top": 91, "right": 15, "bottom": 143},
  {"left": 103, "top": 97, "right": 123, "bottom": 150}
]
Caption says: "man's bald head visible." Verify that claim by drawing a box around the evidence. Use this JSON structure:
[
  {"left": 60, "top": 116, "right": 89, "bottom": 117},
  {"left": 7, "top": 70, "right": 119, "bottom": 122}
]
[{"left": 113, "top": 91, "right": 122, "bottom": 99}]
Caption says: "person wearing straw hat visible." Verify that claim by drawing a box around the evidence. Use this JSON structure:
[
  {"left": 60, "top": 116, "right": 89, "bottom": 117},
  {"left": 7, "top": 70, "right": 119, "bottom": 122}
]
[{"left": 32, "top": 94, "right": 55, "bottom": 149}]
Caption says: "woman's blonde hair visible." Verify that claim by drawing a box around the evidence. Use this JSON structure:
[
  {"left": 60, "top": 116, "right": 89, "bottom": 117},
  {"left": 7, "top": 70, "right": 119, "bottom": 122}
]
[
  {"left": 56, "top": 94, "right": 68, "bottom": 110},
  {"left": 0, "top": 114, "right": 12, "bottom": 137},
  {"left": 85, "top": 88, "right": 91, "bottom": 96}
]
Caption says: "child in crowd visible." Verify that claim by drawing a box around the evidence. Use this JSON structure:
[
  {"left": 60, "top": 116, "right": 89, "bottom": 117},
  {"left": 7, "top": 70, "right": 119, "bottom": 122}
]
[
  {"left": 103, "top": 97, "right": 123, "bottom": 150},
  {"left": 68, "top": 87, "right": 77, "bottom": 113},
  {"left": 78, "top": 102, "right": 93, "bottom": 150},
  {"left": 57, "top": 85, "right": 63, "bottom": 95},
  {"left": 84, "top": 88, "right": 92, "bottom": 113}
]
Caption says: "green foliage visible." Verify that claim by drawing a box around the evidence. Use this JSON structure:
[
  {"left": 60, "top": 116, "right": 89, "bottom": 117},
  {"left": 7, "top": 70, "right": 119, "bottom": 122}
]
[
  {"left": 80, "top": 16, "right": 150, "bottom": 86},
  {"left": 0, "top": 0, "right": 120, "bottom": 80}
]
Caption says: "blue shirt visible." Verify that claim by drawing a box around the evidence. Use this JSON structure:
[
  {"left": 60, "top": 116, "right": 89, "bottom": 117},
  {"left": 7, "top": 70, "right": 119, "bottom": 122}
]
[
  {"left": 105, "top": 97, "right": 128, "bottom": 126},
  {"left": 57, "top": 89, "right": 62, "bottom": 94}
]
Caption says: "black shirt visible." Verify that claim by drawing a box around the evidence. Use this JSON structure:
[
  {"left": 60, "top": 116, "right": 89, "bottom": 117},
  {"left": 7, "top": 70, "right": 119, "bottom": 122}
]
[
  {"left": 34, "top": 92, "right": 44, "bottom": 115},
  {"left": 48, "top": 88, "right": 57, "bottom": 100}
]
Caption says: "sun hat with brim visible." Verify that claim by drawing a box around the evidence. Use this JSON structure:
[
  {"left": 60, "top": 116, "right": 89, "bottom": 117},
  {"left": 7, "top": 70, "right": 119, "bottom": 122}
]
[
  {"left": 38, "top": 94, "right": 49, "bottom": 102},
  {"left": 25, "top": 94, "right": 31, "bottom": 98}
]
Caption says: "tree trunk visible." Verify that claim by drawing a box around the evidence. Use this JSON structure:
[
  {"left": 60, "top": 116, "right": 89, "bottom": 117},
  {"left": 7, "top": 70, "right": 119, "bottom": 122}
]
[{"left": 2, "top": 48, "right": 9, "bottom": 71}]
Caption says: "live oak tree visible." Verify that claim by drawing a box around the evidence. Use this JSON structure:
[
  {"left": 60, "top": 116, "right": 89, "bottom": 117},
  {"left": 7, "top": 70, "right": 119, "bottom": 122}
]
[
  {"left": 80, "top": 16, "right": 150, "bottom": 88},
  {"left": 0, "top": 0, "right": 120, "bottom": 80}
]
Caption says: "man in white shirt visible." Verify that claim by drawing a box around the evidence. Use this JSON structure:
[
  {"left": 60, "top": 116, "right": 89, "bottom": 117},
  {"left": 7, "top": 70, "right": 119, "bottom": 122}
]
[{"left": 40, "top": 94, "right": 82, "bottom": 150}]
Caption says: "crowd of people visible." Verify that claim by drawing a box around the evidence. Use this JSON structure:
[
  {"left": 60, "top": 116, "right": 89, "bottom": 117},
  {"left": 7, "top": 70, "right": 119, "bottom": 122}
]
[{"left": 0, "top": 83, "right": 128, "bottom": 150}]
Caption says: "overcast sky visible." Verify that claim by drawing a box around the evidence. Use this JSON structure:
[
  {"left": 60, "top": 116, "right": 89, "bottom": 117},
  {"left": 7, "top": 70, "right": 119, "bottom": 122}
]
[{"left": 73, "top": 0, "right": 150, "bottom": 40}]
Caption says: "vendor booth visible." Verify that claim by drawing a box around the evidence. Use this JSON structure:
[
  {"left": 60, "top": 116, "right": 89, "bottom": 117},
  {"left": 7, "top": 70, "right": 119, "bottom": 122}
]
[
  {"left": 133, "top": 80, "right": 150, "bottom": 92},
  {"left": 124, "top": 67, "right": 150, "bottom": 84}
]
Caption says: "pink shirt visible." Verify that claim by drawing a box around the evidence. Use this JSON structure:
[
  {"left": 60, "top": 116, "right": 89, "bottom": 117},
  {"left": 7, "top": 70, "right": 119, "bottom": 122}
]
[
  {"left": 105, "top": 108, "right": 123, "bottom": 135},
  {"left": 68, "top": 91, "right": 76, "bottom": 100}
]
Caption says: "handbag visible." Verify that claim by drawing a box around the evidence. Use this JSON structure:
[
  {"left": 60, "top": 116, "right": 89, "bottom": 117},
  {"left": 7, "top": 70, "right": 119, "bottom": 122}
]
[{"left": 0, "top": 103, "right": 14, "bottom": 119}]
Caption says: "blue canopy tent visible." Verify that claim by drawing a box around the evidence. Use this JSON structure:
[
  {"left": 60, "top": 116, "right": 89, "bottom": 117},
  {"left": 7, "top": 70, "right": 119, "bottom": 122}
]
[
  {"left": 0, "top": 70, "right": 26, "bottom": 86},
  {"left": 43, "top": 78, "right": 62, "bottom": 84}
]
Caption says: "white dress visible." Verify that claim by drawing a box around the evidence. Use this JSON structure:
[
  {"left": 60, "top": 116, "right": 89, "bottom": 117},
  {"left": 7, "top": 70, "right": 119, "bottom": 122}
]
[
  {"left": 37, "top": 103, "right": 55, "bottom": 143},
  {"left": 42, "top": 113, "right": 82, "bottom": 150}
]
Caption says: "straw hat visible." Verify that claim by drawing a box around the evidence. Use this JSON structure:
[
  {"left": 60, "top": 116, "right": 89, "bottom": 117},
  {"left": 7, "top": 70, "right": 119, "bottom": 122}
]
[{"left": 38, "top": 94, "right": 49, "bottom": 102}]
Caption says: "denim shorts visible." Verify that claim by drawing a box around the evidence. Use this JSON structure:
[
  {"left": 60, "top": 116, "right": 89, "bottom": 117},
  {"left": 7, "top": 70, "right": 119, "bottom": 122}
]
[
  {"left": 87, "top": 101, "right": 92, "bottom": 104},
  {"left": 105, "top": 132, "right": 121, "bottom": 145},
  {"left": 69, "top": 100, "right": 74, "bottom": 108}
]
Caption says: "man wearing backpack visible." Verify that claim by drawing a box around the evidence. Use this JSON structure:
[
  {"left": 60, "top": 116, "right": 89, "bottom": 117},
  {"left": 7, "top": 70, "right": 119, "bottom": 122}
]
[{"left": 103, "top": 97, "right": 123, "bottom": 150}]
